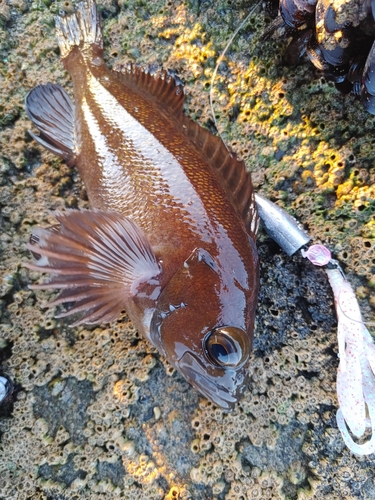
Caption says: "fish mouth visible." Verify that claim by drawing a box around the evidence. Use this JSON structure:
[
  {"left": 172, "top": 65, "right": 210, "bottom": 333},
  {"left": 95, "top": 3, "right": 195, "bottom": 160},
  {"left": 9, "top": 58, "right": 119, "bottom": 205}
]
[{"left": 176, "top": 351, "right": 246, "bottom": 411}]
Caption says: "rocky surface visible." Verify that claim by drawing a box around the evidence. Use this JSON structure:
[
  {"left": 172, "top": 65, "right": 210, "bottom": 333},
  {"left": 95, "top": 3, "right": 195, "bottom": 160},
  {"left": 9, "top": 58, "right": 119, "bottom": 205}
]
[{"left": 1, "top": 0, "right": 375, "bottom": 498}]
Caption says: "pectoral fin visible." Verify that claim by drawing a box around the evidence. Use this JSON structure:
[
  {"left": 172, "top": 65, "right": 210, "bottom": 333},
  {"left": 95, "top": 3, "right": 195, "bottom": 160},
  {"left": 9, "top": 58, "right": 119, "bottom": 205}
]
[
  {"left": 25, "top": 210, "right": 160, "bottom": 326},
  {"left": 25, "top": 83, "right": 77, "bottom": 164}
]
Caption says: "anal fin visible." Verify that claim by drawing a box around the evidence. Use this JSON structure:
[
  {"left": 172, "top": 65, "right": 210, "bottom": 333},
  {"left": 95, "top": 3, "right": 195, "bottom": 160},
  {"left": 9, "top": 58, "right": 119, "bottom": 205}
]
[
  {"left": 25, "top": 83, "right": 77, "bottom": 164},
  {"left": 25, "top": 210, "right": 161, "bottom": 326}
]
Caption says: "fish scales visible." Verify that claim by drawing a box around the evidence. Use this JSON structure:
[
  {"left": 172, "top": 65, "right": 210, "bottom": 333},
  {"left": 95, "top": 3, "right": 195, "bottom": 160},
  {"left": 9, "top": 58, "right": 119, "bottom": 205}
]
[
  {"left": 25, "top": 0, "right": 260, "bottom": 410},
  {"left": 75, "top": 66, "right": 245, "bottom": 257}
]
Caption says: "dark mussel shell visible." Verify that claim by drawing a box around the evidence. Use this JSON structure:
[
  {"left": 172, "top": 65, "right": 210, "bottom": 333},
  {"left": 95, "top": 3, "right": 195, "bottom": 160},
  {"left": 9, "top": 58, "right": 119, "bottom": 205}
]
[
  {"left": 361, "top": 40, "right": 375, "bottom": 112},
  {"left": 347, "top": 53, "right": 367, "bottom": 93},
  {"left": 284, "top": 28, "right": 313, "bottom": 65},
  {"left": 307, "top": 37, "right": 349, "bottom": 81},
  {"left": 280, "top": 0, "right": 318, "bottom": 28}
]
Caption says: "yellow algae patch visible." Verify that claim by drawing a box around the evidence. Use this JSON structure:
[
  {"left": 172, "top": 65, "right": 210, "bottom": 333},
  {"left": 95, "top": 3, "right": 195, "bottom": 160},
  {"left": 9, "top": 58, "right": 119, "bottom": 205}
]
[
  {"left": 168, "top": 24, "right": 216, "bottom": 78},
  {"left": 154, "top": 4, "right": 189, "bottom": 34},
  {"left": 311, "top": 144, "right": 347, "bottom": 190},
  {"left": 165, "top": 485, "right": 190, "bottom": 499}
]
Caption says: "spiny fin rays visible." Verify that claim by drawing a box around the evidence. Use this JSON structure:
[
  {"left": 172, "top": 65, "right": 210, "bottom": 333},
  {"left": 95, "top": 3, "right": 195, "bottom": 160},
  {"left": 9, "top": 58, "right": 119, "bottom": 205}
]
[{"left": 25, "top": 209, "right": 161, "bottom": 326}]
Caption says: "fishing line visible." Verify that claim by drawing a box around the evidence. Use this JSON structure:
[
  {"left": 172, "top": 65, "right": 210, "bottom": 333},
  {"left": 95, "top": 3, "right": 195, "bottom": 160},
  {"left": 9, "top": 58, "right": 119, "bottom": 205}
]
[
  {"left": 209, "top": 1, "right": 262, "bottom": 152},
  {"left": 336, "top": 285, "right": 375, "bottom": 328}
]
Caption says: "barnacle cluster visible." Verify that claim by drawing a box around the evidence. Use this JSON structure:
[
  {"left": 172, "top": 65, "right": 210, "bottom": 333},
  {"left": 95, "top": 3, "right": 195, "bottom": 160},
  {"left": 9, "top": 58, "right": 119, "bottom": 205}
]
[
  {"left": 264, "top": 0, "right": 375, "bottom": 113},
  {"left": 1, "top": 0, "right": 375, "bottom": 498}
]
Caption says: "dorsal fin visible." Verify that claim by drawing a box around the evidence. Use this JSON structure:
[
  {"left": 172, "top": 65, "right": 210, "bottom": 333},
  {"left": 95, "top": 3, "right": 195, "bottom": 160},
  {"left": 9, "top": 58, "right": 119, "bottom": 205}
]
[
  {"left": 113, "top": 63, "right": 259, "bottom": 239},
  {"left": 181, "top": 114, "right": 259, "bottom": 238},
  {"left": 113, "top": 63, "right": 186, "bottom": 116}
]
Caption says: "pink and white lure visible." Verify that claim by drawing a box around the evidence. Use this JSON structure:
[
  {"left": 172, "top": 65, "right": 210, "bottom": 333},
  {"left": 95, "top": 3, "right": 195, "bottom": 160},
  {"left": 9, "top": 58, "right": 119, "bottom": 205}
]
[{"left": 303, "top": 244, "right": 375, "bottom": 455}]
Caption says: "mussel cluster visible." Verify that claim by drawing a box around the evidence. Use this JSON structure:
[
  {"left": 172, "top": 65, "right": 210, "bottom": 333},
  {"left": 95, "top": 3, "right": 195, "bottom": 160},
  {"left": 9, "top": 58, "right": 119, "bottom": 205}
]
[{"left": 264, "top": 0, "right": 375, "bottom": 113}]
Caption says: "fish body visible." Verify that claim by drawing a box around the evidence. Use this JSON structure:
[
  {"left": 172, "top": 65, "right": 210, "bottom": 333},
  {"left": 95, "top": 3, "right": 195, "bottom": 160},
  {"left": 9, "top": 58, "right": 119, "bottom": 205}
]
[{"left": 25, "top": 0, "right": 259, "bottom": 409}]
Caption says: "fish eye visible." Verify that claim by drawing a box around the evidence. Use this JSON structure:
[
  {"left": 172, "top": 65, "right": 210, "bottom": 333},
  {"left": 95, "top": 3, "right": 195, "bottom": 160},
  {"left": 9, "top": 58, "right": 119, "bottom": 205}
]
[{"left": 204, "top": 327, "right": 249, "bottom": 368}]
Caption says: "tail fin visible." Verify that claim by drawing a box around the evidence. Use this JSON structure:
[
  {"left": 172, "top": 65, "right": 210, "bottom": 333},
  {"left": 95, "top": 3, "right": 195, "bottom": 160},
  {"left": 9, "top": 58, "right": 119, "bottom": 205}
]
[{"left": 55, "top": 0, "right": 103, "bottom": 59}]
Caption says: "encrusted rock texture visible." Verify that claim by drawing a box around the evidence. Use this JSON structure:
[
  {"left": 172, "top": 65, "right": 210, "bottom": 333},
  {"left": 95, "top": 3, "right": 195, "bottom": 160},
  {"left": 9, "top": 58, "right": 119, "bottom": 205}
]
[{"left": 1, "top": 0, "right": 375, "bottom": 498}]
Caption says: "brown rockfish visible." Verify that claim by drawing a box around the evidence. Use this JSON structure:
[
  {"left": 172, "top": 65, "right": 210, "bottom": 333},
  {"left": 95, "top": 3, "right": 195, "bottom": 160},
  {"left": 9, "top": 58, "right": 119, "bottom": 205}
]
[{"left": 25, "top": 0, "right": 259, "bottom": 410}]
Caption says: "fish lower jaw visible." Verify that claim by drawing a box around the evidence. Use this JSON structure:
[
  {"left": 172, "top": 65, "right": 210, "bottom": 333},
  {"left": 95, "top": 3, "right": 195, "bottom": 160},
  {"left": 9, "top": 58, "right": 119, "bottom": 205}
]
[{"left": 176, "top": 352, "right": 241, "bottom": 411}]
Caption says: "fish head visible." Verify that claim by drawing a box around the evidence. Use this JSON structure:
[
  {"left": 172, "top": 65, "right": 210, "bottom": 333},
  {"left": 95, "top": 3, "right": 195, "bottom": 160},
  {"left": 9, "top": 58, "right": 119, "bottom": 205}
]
[{"left": 150, "top": 247, "right": 256, "bottom": 410}]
